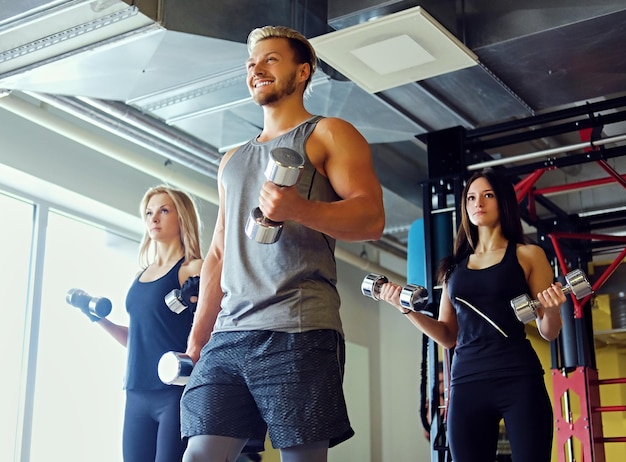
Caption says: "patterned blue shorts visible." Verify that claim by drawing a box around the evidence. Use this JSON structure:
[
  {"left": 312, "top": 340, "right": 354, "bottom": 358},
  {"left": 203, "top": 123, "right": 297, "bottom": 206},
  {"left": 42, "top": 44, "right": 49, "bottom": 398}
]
[{"left": 180, "top": 329, "right": 354, "bottom": 449}]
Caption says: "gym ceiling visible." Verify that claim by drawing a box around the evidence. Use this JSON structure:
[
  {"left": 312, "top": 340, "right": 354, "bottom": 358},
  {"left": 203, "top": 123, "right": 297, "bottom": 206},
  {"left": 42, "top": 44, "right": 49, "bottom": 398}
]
[{"left": 1, "top": 0, "right": 625, "bottom": 275}]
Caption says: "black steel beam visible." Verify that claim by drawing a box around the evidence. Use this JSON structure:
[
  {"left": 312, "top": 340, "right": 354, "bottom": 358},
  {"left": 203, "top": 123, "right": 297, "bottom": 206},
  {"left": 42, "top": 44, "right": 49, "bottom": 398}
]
[{"left": 465, "top": 94, "right": 626, "bottom": 140}]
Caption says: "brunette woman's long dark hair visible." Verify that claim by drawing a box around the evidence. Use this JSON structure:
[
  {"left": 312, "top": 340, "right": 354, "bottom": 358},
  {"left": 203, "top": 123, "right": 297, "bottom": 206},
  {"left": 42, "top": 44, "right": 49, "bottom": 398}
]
[{"left": 437, "top": 168, "right": 526, "bottom": 284}]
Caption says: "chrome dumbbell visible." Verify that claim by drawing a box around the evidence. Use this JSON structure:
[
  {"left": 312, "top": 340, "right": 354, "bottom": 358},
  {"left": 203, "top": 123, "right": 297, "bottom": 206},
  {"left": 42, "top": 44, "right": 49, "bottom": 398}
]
[
  {"left": 510, "top": 268, "right": 593, "bottom": 323},
  {"left": 66, "top": 288, "right": 112, "bottom": 321},
  {"left": 245, "top": 147, "right": 305, "bottom": 244},
  {"left": 164, "top": 289, "right": 188, "bottom": 314},
  {"left": 361, "top": 273, "right": 429, "bottom": 312},
  {"left": 158, "top": 351, "right": 194, "bottom": 386},
  {"left": 164, "top": 276, "right": 200, "bottom": 314}
]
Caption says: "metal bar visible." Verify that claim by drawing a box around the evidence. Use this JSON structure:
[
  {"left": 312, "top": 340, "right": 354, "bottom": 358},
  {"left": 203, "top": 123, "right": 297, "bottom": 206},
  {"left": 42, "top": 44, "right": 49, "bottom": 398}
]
[
  {"left": 0, "top": 92, "right": 220, "bottom": 204},
  {"left": 27, "top": 93, "right": 221, "bottom": 176},
  {"left": 466, "top": 94, "right": 626, "bottom": 140},
  {"left": 547, "top": 231, "right": 626, "bottom": 308},
  {"left": 595, "top": 160, "right": 626, "bottom": 189},
  {"left": 533, "top": 174, "right": 626, "bottom": 196},
  {"left": 593, "top": 406, "right": 626, "bottom": 412},
  {"left": 548, "top": 231, "right": 626, "bottom": 243},
  {"left": 586, "top": 247, "right": 626, "bottom": 298},
  {"left": 514, "top": 169, "right": 546, "bottom": 203},
  {"left": 502, "top": 144, "right": 626, "bottom": 178},
  {"left": 0, "top": 22, "right": 161, "bottom": 80},
  {"left": 597, "top": 378, "right": 626, "bottom": 385},
  {"left": 466, "top": 110, "right": 626, "bottom": 152},
  {"left": 600, "top": 437, "right": 626, "bottom": 443},
  {"left": 15, "top": 203, "right": 49, "bottom": 461},
  {"left": 468, "top": 134, "right": 626, "bottom": 170},
  {"left": 546, "top": 234, "right": 588, "bottom": 320}
]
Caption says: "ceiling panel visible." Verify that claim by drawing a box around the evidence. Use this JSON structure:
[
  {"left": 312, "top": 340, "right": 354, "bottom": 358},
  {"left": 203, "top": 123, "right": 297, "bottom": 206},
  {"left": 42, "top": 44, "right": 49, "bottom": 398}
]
[{"left": 0, "top": 0, "right": 624, "bottom": 262}]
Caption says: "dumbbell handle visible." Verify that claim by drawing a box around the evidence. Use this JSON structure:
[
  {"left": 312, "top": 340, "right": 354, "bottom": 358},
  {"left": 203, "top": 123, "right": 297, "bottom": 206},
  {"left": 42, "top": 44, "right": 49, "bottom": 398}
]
[
  {"left": 361, "top": 273, "right": 429, "bottom": 312},
  {"left": 158, "top": 351, "right": 194, "bottom": 386},
  {"left": 511, "top": 269, "right": 593, "bottom": 323}
]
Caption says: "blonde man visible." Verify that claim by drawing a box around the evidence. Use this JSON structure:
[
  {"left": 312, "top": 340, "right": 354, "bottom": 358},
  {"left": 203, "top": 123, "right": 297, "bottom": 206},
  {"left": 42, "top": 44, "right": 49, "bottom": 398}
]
[{"left": 180, "top": 26, "right": 384, "bottom": 462}]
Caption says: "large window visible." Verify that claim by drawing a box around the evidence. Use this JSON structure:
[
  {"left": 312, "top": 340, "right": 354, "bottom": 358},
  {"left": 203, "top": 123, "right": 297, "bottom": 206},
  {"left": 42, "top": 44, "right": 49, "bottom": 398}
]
[
  {"left": 0, "top": 189, "right": 139, "bottom": 462},
  {"left": 0, "top": 192, "right": 34, "bottom": 461}
]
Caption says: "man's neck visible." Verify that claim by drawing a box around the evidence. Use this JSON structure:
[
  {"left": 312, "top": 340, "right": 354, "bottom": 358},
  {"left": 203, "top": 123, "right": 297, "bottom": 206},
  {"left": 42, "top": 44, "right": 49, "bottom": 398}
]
[{"left": 258, "top": 100, "right": 312, "bottom": 142}]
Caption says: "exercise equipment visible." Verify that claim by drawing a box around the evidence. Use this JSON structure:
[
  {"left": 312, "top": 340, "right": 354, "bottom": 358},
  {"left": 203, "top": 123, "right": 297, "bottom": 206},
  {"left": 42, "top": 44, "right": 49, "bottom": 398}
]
[
  {"left": 245, "top": 147, "right": 305, "bottom": 244},
  {"left": 158, "top": 351, "right": 194, "bottom": 386},
  {"left": 510, "top": 268, "right": 593, "bottom": 323},
  {"left": 361, "top": 273, "right": 429, "bottom": 312},
  {"left": 66, "top": 288, "right": 112, "bottom": 322},
  {"left": 165, "top": 275, "right": 200, "bottom": 314}
]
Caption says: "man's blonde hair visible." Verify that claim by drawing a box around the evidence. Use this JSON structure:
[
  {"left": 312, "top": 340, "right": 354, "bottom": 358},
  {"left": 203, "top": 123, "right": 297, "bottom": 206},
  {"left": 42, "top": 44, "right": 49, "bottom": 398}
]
[{"left": 247, "top": 25, "right": 317, "bottom": 92}]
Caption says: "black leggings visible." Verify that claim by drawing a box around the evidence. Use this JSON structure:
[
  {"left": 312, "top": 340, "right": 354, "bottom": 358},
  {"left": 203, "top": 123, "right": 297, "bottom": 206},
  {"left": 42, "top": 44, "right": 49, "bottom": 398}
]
[
  {"left": 123, "top": 388, "right": 186, "bottom": 462},
  {"left": 447, "top": 375, "right": 553, "bottom": 462}
]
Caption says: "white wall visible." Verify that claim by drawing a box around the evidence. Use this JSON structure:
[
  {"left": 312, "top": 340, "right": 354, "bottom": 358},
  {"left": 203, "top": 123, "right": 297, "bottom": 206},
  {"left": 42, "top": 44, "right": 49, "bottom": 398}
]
[{"left": 0, "top": 96, "right": 431, "bottom": 461}]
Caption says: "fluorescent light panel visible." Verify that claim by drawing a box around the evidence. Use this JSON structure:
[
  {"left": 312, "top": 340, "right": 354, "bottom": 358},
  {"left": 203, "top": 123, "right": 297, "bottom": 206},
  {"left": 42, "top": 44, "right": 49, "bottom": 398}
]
[{"left": 311, "top": 6, "right": 478, "bottom": 93}]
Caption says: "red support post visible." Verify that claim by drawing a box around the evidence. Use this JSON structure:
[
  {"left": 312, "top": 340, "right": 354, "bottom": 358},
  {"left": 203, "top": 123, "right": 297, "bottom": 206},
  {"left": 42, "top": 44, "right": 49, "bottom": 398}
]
[
  {"left": 514, "top": 169, "right": 546, "bottom": 204},
  {"left": 552, "top": 367, "right": 607, "bottom": 462}
]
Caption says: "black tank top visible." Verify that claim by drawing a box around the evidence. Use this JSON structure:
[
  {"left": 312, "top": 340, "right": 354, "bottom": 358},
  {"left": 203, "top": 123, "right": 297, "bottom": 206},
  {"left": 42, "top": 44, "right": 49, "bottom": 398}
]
[
  {"left": 124, "top": 258, "right": 193, "bottom": 390},
  {"left": 446, "top": 241, "right": 544, "bottom": 384}
]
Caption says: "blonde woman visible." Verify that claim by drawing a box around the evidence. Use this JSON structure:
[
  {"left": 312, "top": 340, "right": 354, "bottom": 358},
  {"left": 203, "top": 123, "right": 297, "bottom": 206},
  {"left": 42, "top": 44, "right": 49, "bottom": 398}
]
[{"left": 94, "top": 185, "right": 203, "bottom": 462}]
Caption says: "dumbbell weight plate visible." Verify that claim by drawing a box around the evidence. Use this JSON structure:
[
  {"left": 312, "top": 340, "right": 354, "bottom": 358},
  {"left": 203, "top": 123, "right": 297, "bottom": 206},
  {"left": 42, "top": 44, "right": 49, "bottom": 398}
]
[
  {"left": 511, "top": 293, "right": 539, "bottom": 323},
  {"left": 164, "top": 289, "right": 187, "bottom": 314},
  {"left": 361, "top": 273, "right": 389, "bottom": 300},
  {"left": 265, "top": 147, "right": 305, "bottom": 186},
  {"left": 88, "top": 297, "right": 112, "bottom": 318},
  {"left": 245, "top": 207, "right": 284, "bottom": 244},
  {"left": 564, "top": 268, "right": 593, "bottom": 299},
  {"left": 158, "top": 351, "right": 194, "bottom": 386},
  {"left": 399, "top": 284, "right": 429, "bottom": 311}
]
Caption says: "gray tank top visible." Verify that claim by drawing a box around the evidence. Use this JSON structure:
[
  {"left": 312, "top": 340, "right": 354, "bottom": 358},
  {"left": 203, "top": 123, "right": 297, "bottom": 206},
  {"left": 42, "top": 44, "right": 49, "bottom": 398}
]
[{"left": 215, "top": 115, "right": 344, "bottom": 335}]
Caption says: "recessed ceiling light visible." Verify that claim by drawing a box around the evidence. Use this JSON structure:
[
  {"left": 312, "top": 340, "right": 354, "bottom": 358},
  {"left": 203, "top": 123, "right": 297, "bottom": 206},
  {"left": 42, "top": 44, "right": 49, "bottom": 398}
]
[
  {"left": 350, "top": 34, "right": 435, "bottom": 75},
  {"left": 311, "top": 6, "right": 478, "bottom": 93}
]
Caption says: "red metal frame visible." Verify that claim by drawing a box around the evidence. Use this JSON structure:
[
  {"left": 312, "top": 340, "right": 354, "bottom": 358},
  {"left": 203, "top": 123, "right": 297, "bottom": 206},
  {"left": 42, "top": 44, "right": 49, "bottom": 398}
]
[
  {"left": 547, "top": 233, "right": 626, "bottom": 319},
  {"left": 553, "top": 367, "right": 607, "bottom": 462},
  {"left": 514, "top": 165, "right": 626, "bottom": 461}
]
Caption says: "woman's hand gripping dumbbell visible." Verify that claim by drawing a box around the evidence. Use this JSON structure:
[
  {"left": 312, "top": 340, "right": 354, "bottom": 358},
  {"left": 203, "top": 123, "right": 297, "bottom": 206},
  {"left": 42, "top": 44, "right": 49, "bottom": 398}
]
[
  {"left": 164, "top": 276, "right": 200, "bottom": 314},
  {"left": 361, "top": 273, "right": 429, "bottom": 314},
  {"left": 510, "top": 268, "right": 593, "bottom": 323},
  {"left": 66, "top": 288, "right": 112, "bottom": 322}
]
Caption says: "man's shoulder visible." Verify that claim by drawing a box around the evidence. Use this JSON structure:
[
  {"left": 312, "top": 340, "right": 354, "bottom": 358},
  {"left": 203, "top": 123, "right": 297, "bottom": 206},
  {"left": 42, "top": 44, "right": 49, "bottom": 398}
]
[
  {"left": 315, "top": 115, "right": 349, "bottom": 127},
  {"left": 312, "top": 116, "right": 357, "bottom": 137}
]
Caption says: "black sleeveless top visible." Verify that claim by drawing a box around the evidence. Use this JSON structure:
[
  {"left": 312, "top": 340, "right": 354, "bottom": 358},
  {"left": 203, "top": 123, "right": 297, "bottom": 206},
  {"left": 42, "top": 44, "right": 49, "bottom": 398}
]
[
  {"left": 446, "top": 241, "right": 544, "bottom": 385},
  {"left": 124, "top": 258, "right": 193, "bottom": 390}
]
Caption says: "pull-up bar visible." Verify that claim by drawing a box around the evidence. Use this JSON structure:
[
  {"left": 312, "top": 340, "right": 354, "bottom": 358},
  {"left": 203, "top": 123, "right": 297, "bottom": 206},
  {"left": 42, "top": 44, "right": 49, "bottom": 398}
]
[{"left": 468, "top": 133, "right": 626, "bottom": 170}]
